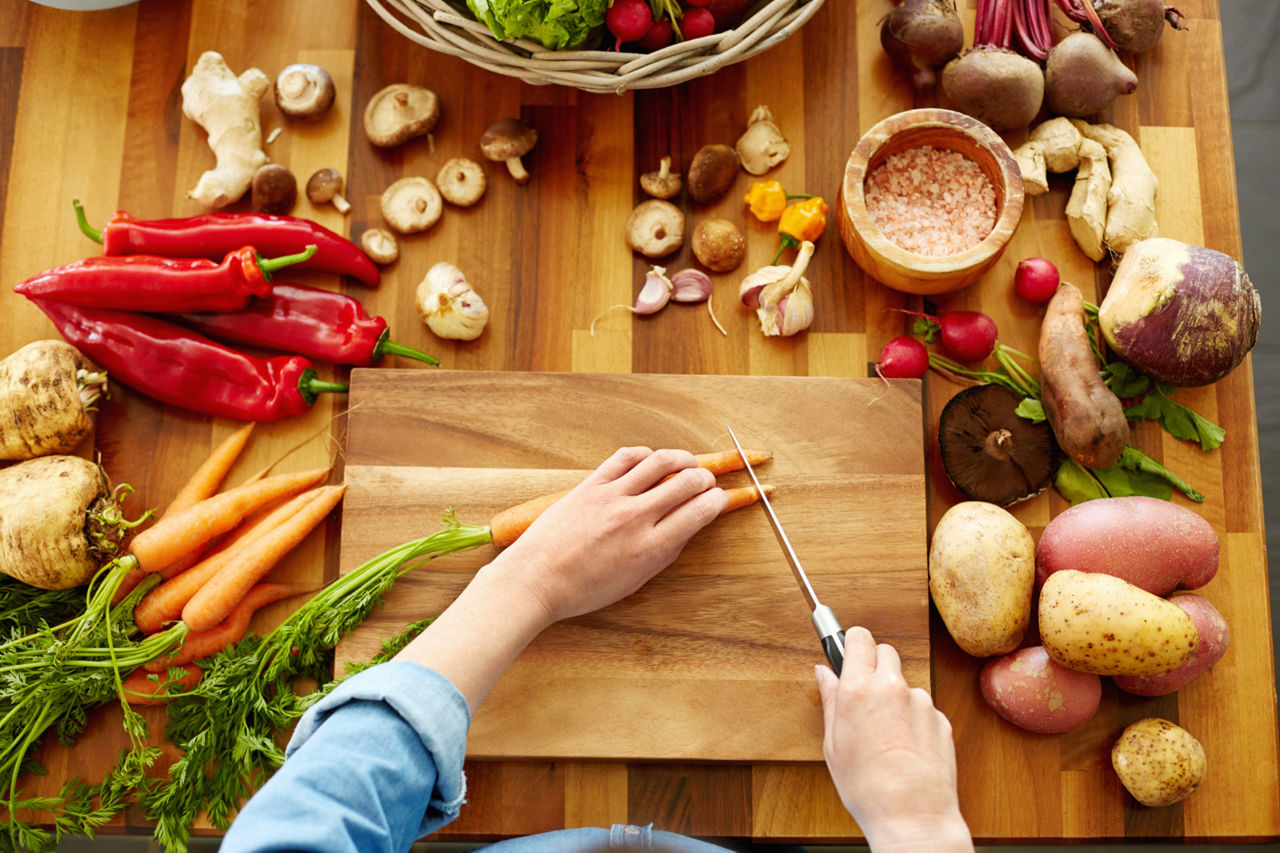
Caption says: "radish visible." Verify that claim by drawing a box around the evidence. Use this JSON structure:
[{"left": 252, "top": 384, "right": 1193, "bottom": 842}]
[
  {"left": 685, "top": 0, "right": 712, "bottom": 6},
  {"left": 876, "top": 336, "right": 930, "bottom": 380},
  {"left": 637, "top": 17, "right": 674, "bottom": 51},
  {"left": 1014, "top": 257, "right": 1060, "bottom": 304},
  {"left": 606, "top": 0, "right": 653, "bottom": 50},
  {"left": 897, "top": 309, "right": 998, "bottom": 362},
  {"left": 681, "top": 8, "right": 716, "bottom": 39}
]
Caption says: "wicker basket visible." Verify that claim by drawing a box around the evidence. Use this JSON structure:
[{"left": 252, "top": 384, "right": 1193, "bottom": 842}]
[{"left": 363, "top": 0, "right": 828, "bottom": 93}]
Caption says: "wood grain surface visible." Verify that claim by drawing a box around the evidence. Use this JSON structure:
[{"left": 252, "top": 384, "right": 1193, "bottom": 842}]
[{"left": 0, "top": 0, "right": 1275, "bottom": 844}]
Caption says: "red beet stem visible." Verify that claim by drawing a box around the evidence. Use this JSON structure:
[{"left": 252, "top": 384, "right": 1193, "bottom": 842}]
[{"left": 1052, "top": 0, "right": 1121, "bottom": 49}]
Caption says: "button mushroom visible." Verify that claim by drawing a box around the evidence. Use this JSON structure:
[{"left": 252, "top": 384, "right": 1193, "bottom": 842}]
[
  {"left": 640, "top": 155, "right": 682, "bottom": 199},
  {"left": 686, "top": 143, "right": 740, "bottom": 204},
  {"left": 735, "top": 105, "right": 790, "bottom": 175},
  {"left": 380, "top": 176, "right": 443, "bottom": 234},
  {"left": 306, "top": 168, "right": 351, "bottom": 214},
  {"left": 936, "top": 383, "right": 1058, "bottom": 506},
  {"left": 360, "top": 228, "right": 399, "bottom": 265},
  {"left": 480, "top": 118, "right": 537, "bottom": 184},
  {"left": 274, "top": 63, "right": 335, "bottom": 121},
  {"left": 624, "top": 199, "right": 685, "bottom": 259},
  {"left": 436, "top": 157, "right": 487, "bottom": 207},
  {"left": 692, "top": 219, "right": 746, "bottom": 272},
  {"left": 251, "top": 163, "right": 297, "bottom": 214},
  {"left": 364, "top": 83, "right": 440, "bottom": 148}
]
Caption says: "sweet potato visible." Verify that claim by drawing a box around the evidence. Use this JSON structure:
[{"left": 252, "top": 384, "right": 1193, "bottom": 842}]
[
  {"left": 980, "top": 645, "right": 1101, "bottom": 733},
  {"left": 0, "top": 455, "right": 126, "bottom": 589},
  {"left": 0, "top": 340, "right": 107, "bottom": 461},
  {"left": 1114, "top": 593, "right": 1229, "bottom": 696},
  {"left": 1036, "top": 496, "right": 1218, "bottom": 595},
  {"left": 1038, "top": 282, "right": 1128, "bottom": 470}
]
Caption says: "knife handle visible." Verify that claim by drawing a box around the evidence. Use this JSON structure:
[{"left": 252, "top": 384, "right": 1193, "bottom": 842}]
[{"left": 822, "top": 630, "right": 846, "bottom": 677}]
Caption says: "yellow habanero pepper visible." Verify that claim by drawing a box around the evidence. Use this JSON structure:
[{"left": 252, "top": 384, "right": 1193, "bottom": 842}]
[
  {"left": 775, "top": 196, "right": 828, "bottom": 262},
  {"left": 744, "top": 181, "right": 788, "bottom": 222}
]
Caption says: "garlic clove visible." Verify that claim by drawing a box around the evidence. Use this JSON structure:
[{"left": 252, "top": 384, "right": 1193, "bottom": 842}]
[
  {"left": 634, "top": 265, "right": 673, "bottom": 314},
  {"left": 739, "top": 263, "right": 790, "bottom": 310},
  {"left": 670, "top": 268, "right": 713, "bottom": 303},
  {"left": 756, "top": 275, "right": 813, "bottom": 337}
]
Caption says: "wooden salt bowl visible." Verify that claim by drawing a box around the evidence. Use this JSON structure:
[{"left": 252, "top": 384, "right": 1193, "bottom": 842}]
[{"left": 838, "top": 108, "right": 1025, "bottom": 296}]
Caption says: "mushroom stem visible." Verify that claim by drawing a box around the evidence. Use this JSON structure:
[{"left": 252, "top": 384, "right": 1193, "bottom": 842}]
[
  {"left": 986, "top": 428, "right": 1015, "bottom": 460},
  {"left": 505, "top": 156, "right": 530, "bottom": 184}
]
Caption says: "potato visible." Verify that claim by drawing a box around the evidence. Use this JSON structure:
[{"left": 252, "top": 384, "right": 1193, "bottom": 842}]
[
  {"left": 929, "top": 501, "right": 1035, "bottom": 657},
  {"left": 1039, "top": 570, "right": 1198, "bottom": 675},
  {"left": 1114, "top": 593, "right": 1229, "bottom": 696},
  {"left": 980, "top": 645, "right": 1101, "bottom": 734},
  {"left": 1036, "top": 496, "right": 1218, "bottom": 596},
  {"left": 1112, "top": 717, "right": 1207, "bottom": 807}
]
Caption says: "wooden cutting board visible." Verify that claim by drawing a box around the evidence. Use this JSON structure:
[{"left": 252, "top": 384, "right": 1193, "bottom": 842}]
[{"left": 336, "top": 369, "right": 928, "bottom": 762}]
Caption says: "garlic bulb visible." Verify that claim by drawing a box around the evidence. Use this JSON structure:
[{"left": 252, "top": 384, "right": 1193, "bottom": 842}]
[
  {"left": 416, "top": 262, "right": 489, "bottom": 341},
  {"left": 739, "top": 240, "right": 816, "bottom": 337}
]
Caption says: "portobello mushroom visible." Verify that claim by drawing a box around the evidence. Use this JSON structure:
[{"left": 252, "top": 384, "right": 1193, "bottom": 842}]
[{"left": 937, "top": 384, "right": 1057, "bottom": 506}]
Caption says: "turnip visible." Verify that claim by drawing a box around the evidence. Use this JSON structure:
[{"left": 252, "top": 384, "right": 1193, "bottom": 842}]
[
  {"left": 876, "top": 336, "right": 930, "bottom": 379},
  {"left": 1044, "top": 32, "right": 1137, "bottom": 118},
  {"left": 0, "top": 455, "right": 134, "bottom": 590},
  {"left": 880, "top": 0, "right": 965, "bottom": 91},
  {"left": 0, "top": 339, "right": 108, "bottom": 461},
  {"left": 1098, "top": 237, "right": 1260, "bottom": 386},
  {"left": 1093, "top": 0, "right": 1186, "bottom": 56}
]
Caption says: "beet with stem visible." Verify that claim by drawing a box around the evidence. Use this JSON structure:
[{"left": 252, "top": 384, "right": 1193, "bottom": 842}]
[
  {"left": 880, "top": 0, "right": 965, "bottom": 91},
  {"left": 942, "top": 0, "right": 1047, "bottom": 133}
]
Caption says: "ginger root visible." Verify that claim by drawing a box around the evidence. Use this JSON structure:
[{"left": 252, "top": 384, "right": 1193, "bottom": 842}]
[
  {"left": 1012, "top": 140, "right": 1049, "bottom": 196},
  {"left": 181, "top": 51, "right": 270, "bottom": 209},
  {"left": 1031, "top": 117, "right": 1083, "bottom": 173},
  {"left": 1072, "top": 120, "right": 1159, "bottom": 256},
  {"left": 1065, "top": 138, "right": 1111, "bottom": 262}
]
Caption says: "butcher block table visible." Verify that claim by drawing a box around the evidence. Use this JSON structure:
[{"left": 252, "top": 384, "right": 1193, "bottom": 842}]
[{"left": 1, "top": 0, "right": 1276, "bottom": 845}]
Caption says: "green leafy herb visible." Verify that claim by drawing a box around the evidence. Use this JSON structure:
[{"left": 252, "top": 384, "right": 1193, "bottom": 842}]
[
  {"left": 0, "top": 579, "right": 87, "bottom": 638},
  {"left": 1053, "top": 458, "right": 1110, "bottom": 504},
  {"left": 466, "top": 0, "right": 608, "bottom": 50},
  {"left": 1015, "top": 398, "right": 1047, "bottom": 424},
  {"left": 1124, "top": 384, "right": 1226, "bottom": 451}
]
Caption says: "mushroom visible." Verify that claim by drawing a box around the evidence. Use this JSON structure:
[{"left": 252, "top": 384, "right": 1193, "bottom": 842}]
[
  {"left": 416, "top": 262, "right": 489, "bottom": 341},
  {"left": 306, "top": 168, "right": 351, "bottom": 214},
  {"left": 640, "top": 156, "right": 682, "bottom": 199},
  {"left": 624, "top": 199, "right": 685, "bottom": 258},
  {"left": 936, "top": 383, "right": 1058, "bottom": 506},
  {"left": 480, "top": 118, "right": 537, "bottom": 184},
  {"left": 364, "top": 84, "right": 440, "bottom": 148},
  {"left": 691, "top": 219, "right": 746, "bottom": 272},
  {"left": 686, "top": 143, "right": 740, "bottom": 203},
  {"left": 436, "top": 157, "right": 487, "bottom": 207},
  {"left": 274, "top": 63, "right": 335, "bottom": 120},
  {"left": 360, "top": 228, "right": 399, "bottom": 265},
  {"left": 380, "top": 176, "right": 443, "bottom": 234},
  {"left": 250, "top": 163, "right": 297, "bottom": 214},
  {"left": 735, "top": 105, "right": 790, "bottom": 175}
]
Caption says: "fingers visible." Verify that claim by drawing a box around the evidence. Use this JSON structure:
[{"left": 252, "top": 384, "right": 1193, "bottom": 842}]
[
  {"left": 656, "top": 482, "right": 727, "bottom": 541},
  {"left": 874, "top": 641, "right": 906, "bottom": 685},
  {"left": 841, "top": 626, "right": 877, "bottom": 675},
  {"left": 589, "top": 446, "right": 655, "bottom": 484},
  {"left": 814, "top": 663, "right": 839, "bottom": 735},
  {"left": 614, "top": 447, "right": 698, "bottom": 495}
]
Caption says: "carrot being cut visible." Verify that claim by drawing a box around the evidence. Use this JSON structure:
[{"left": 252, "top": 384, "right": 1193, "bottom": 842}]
[
  {"left": 119, "top": 664, "right": 202, "bottom": 705},
  {"left": 722, "top": 483, "right": 774, "bottom": 513},
  {"left": 145, "top": 583, "right": 300, "bottom": 671},
  {"left": 128, "top": 466, "right": 330, "bottom": 576},
  {"left": 181, "top": 484, "right": 346, "bottom": 632},
  {"left": 488, "top": 448, "right": 771, "bottom": 547},
  {"left": 133, "top": 487, "right": 324, "bottom": 635}
]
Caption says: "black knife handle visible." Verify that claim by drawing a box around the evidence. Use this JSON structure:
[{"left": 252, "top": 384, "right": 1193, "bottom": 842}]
[{"left": 822, "top": 630, "right": 846, "bottom": 677}]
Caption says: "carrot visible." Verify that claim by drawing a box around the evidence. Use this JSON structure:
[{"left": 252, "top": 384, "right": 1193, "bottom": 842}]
[
  {"left": 118, "top": 664, "right": 202, "bottom": 705},
  {"left": 488, "top": 449, "right": 771, "bottom": 547},
  {"left": 133, "top": 487, "right": 324, "bottom": 635},
  {"left": 127, "top": 466, "right": 329, "bottom": 575},
  {"left": 181, "top": 484, "right": 346, "bottom": 632},
  {"left": 145, "top": 583, "right": 300, "bottom": 671},
  {"left": 114, "top": 424, "right": 258, "bottom": 603},
  {"left": 721, "top": 483, "right": 774, "bottom": 513}
]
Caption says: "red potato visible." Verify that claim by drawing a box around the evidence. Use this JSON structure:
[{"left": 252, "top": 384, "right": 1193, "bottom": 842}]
[
  {"left": 1036, "top": 496, "right": 1218, "bottom": 595},
  {"left": 981, "top": 645, "right": 1102, "bottom": 734},
  {"left": 1114, "top": 593, "right": 1230, "bottom": 696}
]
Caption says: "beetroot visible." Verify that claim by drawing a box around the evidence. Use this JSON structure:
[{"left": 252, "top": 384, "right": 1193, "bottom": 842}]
[
  {"left": 942, "top": 47, "right": 1044, "bottom": 133},
  {"left": 1094, "top": 0, "right": 1186, "bottom": 55},
  {"left": 1044, "top": 32, "right": 1137, "bottom": 118},
  {"left": 880, "top": 0, "right": 965, "bottom": 91}
]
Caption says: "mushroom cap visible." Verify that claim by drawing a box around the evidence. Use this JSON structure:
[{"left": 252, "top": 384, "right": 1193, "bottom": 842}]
[
  {"left": 364, "top": 84, "right": 440, "bottom": 148},
  {"left": 686, "top": 143, "right": 741, "bottom": 203},
  {"left": 624, "top": 199, "right": 685, "bottom": 259},
  {"left": 639, "top": 155, "right": 682, "bottom": 199},
  {"left": 251, "top": 163, "right": 297, "bottom": 214},
  {"left": 691, "top": 218, "right": 747, "bottom": 272},
  {"left": 437, "top": 157, "right": 487, "bottom": 207},
  {"left": 306, "top": 168, "right": 344, "bottom": 203},
  {"left": 380, "top": 176, "right": 443, "bottom": 234},
  {"left": 735, "top": 105, "right": 790, "bottom": 176},
  {"left": 360, "top": 228, "right": 399, "bottom": 264},
  {"left": 480, "top": 118, "right": 537, "bottom": 161},
  {"left": 275, "top": 63, "right": 335, "bottom": 120},
  {"left": 937, "top": 384, "right": 1058, "bottom": 506}
]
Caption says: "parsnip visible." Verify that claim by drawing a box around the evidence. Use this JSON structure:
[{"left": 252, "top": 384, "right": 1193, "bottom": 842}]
[
  {"left": 0, "top": 340, "right": 107, "bottom": 461},
  {"left": 1065, "top": 138, "right": 1112, "bottom": 263}
]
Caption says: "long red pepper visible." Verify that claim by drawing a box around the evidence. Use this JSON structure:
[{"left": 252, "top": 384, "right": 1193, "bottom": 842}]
[
  {"left": 74, "top": 199, "right": 380, "bottom": 287},
  {"left": 14, "top": 245, "right": 316, "bottom": 313},
  {"left": 177, "top": 281, "right": 440, "bottom": 367},
  {"left": 33, "top": 299, "right": 347, "bottom": 422}
]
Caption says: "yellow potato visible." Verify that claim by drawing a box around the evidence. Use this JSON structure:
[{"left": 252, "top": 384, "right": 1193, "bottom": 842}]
[
  {"left": 1039, "top": 570, "right": 1197, "bottom": 676},
  {"left": 1112, "top": 717, "right": 1207, "bottom": 807},
  {"left": 929, "top": 501, "right": 1034, "bottom": 657}
]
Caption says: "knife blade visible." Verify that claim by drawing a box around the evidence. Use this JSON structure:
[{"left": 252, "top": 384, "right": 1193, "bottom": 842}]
[{"left": 725, "top": 424, "right": 846, "bottom": 675}]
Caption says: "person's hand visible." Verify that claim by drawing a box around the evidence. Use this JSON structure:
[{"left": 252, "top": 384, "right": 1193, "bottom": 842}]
[
  {"left": 815, "top": 627, "right": 973, "bottom": 853},
  {"left": 489, "top": 446, "right": 728, "bottom": 624}
]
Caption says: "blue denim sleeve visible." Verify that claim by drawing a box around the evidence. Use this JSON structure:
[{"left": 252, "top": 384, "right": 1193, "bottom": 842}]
[{"left": 220, "top": 660, "right": 471, "bottom": 853}]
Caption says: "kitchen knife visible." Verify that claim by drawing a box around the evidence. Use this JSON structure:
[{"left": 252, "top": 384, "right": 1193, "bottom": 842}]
[{"left": 725, "top": 424, "right": 846, "bottom": 675}]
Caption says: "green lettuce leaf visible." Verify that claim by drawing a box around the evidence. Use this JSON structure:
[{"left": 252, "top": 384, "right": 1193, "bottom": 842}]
[{"left": 466, "top": 0, "right": 607, "bottom": 50}]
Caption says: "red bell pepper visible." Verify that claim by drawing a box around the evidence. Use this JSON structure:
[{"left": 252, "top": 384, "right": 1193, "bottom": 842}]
[
  {"left": 14, "top": 245, "right": 315, "bottom": 313},
  {"left": 74, "top": 199, "right": 380, "bottom": 287},
  {"left": 177, "top": 281, "right": 440, "bottom": 367},
  {"left": 33, "top": 299, "right": 347, "bottom": 422}
]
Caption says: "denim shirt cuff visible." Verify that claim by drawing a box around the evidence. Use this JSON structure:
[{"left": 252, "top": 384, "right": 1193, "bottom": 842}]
[{"left": 287, "top": 660, "right": 472, "bottom": 833}]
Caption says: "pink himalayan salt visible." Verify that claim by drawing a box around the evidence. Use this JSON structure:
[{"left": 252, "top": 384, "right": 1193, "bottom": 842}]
[{"left": 864, "top": 145, "right": 998, "bottom": 257}]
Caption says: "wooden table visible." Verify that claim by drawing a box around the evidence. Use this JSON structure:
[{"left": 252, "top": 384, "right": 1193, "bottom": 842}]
[{"left": 1, "top": 0, "right": 1276, "bottom": 844}]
